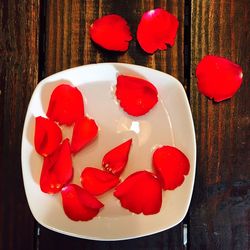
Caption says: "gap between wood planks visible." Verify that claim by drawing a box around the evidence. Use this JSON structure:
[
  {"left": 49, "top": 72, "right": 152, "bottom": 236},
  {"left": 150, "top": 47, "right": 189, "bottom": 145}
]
[
  {"left": 183, "top": 0, "right": 191, "bottom": 248},
  {"left": 35, "top": 0, "right": 192, "bottom": 248},
  {"left": 34, "top": 1, "right": 46, "bottom": 249}
]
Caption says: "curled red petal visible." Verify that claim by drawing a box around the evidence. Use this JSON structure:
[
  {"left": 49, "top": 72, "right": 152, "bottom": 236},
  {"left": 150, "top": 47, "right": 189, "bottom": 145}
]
[
  {"left": 116, "top": 75, "right": 158, "bottom": 116},
  {"left": 71, "top": 116, "right": 98, "bottom": 154},
  {"left": 34, "top": 116, "right": 62, "bottom": 157},
  {"left": 137, "top": 8, "right": 179, "bottom": 54},
  {"left": 61, "top": 184, "right": 104, "bottom": 221},
  {"left": 196, "top": 55, "right": 243, "bottom": 102},
  {"left": 102, "top": 138, "right": 132, "bottom": 176},
  {"left": 46, "top": 84, "right": 84, "bottom": 126},
  {"left": 153, "top": 145, "right": 190, "bottom": 190},
  {"left": 90, "top": 14, "right": 132, "bottom": 52},
  {"left": 114, "top": 170, "right": 162, "bottom": 215},
  {"left": 80, "top": 167, "right": 120, "bottom": 195},
  {"left": 40, "top": 139, "right": 73, "bottom": 194}
]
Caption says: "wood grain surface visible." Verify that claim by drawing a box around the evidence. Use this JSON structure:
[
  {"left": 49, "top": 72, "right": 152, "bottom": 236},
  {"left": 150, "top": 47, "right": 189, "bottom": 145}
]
[
  {"left": 0, "top": 0, "right": 249, "bottom": 249},
  {"left": 43, "top": 0, "right": 185, "bottom": 83},
  {"left": 190, "top": 0, "right": 250, "bottom": 249},
  {"left": 0, "top": 1, "right": 40, "bottom": 250}
]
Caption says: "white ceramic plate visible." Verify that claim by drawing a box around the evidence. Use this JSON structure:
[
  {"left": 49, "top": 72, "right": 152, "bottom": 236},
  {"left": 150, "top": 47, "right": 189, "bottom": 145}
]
[{"left": 21, "top": 63, "right": 196, "bottom": 241}]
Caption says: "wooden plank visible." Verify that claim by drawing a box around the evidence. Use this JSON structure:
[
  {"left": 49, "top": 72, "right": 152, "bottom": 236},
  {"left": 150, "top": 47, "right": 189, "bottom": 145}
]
[
  {"left": 39, "top": 223, "right": 183, "bottom": 250},
  {"left": 43, "top": 0, "right": 185, "bottom": 84},
  {"left": 38, "top": 0, "right": 186, "bottom": 249},
  {"left": 0, "top": 0, "right": 40, "bottom": 249},
  {"left": 190, "top": 0, "right": 250, "bottom": 249}
]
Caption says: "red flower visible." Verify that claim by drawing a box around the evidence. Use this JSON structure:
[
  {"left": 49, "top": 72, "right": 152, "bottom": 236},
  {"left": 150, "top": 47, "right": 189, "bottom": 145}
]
[
  {"left": 116, "top": 75, "right": 158, "bottom": 116},
  {"left": 90, "top": 14, "right": 132, "bottom": 51},
  {"left": 153, "top": 146, "right": 190, "bottom": 190},
  {"left": 102, "top": 138, "right": 132, "bottom": 176},
  {"left": 71, "top": 116, "right": 98, "bottom": 154},
  {"left": 137, "top": 8, "right": 179, "bottom": 54},
  {"left": 80, "top": 167, "right": 120, "bottom": 196},
  {"left": 47, "top": 84, "right": 84, "bottom": 125},
  {"left": 61, "top": 184, "right": 104, "bottom": 221},
  {"left": 34, "top": 116, "right": 62, "bottom": 157},
  {"left": 196, "top": 55, "right": 243, "bottom": 102},
  {"left": 114, "top": 171, "right": 162, "bottom": 215},
  {"left": 40, "top": 139, "right": 73, "bottom": 194}
]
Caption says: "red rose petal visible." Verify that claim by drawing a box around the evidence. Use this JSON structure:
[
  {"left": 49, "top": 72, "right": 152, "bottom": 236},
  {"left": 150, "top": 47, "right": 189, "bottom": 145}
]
[
  {"left": 137, "top": 8, "right": 179, "bottom": 54},
  {"left": 116, "top": 75, "right": 158, "bottom": 116},
  {"left": 40, "top": 139, "right": 73, "bottom": 194},
  {"left": 114, "top": 170, "right": 162, "bottom": 215},
  {"left": 71, "top": 116, "right": 98, "bottom": 154},
  {"left": 102, "top": 138, "right": 132, "bottom": 176},
  {"left": 153, "top": 146, "right": 190, "bottom": 190},
  {"left": 34, "top": 116, "right": 62, "bottom": 157},
  {"left": 61, "top": 184, "right": 104, "bottom": 221},
  {"left": 80, "top": 167, "right": 120, "bottom": 195},
  {"left": 90, "top": 14, "right": 132, "bottom": 52},
  {"left": 46, "top": 84, "right": 84, "bottom": 125},
  {"left": 196, "top": 55, "right": 243, "bottom": 102}
]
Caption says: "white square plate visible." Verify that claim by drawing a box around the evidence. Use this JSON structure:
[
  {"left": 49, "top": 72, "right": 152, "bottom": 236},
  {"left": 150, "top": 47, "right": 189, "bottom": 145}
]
[{"left": 21, "top": 63, "right": 196, "bottom": 240}]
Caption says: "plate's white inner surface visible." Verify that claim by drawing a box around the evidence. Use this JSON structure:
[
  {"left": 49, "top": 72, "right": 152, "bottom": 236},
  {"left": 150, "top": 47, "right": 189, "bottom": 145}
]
[
  {"left": 22, "top": 63, "right": 196, "bottom": 240},
  {"left": 69, "top": 80, "right": 174, "bottom": 217}
]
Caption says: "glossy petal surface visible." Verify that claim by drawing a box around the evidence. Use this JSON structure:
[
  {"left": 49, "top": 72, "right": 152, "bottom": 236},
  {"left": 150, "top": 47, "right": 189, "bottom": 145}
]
[
  {"left": 153, "top": 146, "right": 190, "bottom": 190},
  {"left": 71, "top": 116, "right": 98, "bottom": 154},
  {"left": 81, "top": 167, "right": 120, "bottom": 195},
  {"left": 40, "top": 139, "right": 73, "bottom": 194},
  {"left": 34, "top": 116, "right": 62, "bottom": 157},
  {"left": 114, "top": 171, "right": 162, "bottom": 215},
  {"left": 46, "top": 84, "right": 84, "bottom": 125},
  {"left": 61, "top": 184, "right": 104, "bottom": 221},
  {"left": 90, "top": 14, "right": 132, "bottom": 51},
  {"left": 116, "top": 75, "right": 158, "bottom": 116},
  {"left": 102, "top": 138, "right": 132, "bottom": 176},
  {"left": 137, "top": 8, "right": 179, "bottom": 53},
  {"left": 196, "top": 55, "right": 243, "bottom": 102}
]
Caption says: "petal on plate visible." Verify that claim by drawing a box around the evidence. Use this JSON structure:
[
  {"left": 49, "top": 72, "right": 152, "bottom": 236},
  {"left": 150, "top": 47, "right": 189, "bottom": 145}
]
[
  {"left": 114, "top": 170, "right": 162, "bottom": 215},
  {"left": 46, "top": 84, "right": 84, "bottom": 125},
  {"left": 80, "top": 167, "right": 120, "bottom": 195},
  {"left": 71, "top": 116, "right": 98, "bottom": 154},
  {"left": 90, "top": 14, "right": 132, "bottom": 51},
  {"left": 61, "top": 184, "right": 104, "bottom": 221},
  {"left": 34, "top": 116, "right": 62, "bottom": 157},
  {"left": 116, "top": 75, "right": 158, "bottom": 116},
  {"left": 152, "top": 145, "right": 190, "bottom": 190},
  {"left": 40, "top": 139, "right": 73, "bottom": 194},
  {"left": 137, "top": 8, "right": 179, "bottom": 54},
  {"left": 102, "top": 138, "right": 132, "bottom": 176},
  {"left": 196, "top": 55, "right": 243, "bottom": 102}
]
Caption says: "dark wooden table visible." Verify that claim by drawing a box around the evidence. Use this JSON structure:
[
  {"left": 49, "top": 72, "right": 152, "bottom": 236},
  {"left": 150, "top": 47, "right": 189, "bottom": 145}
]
[{"left": 1, "top": 0, "right": 249, "bottom": 249}]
